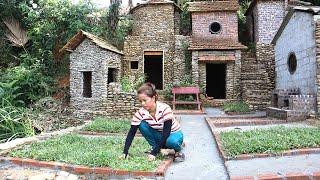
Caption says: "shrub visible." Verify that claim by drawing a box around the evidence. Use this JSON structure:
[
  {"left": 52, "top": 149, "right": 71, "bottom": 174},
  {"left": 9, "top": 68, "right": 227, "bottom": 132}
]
[
  {"left": 223, "top": 101, "right": 250, "bottom": 112},
  {"left": 120, "top": 74, "right": 145, "bottom": 93},
  {"left": 0, "top": 102, "right": 35, "bottom": 142}
]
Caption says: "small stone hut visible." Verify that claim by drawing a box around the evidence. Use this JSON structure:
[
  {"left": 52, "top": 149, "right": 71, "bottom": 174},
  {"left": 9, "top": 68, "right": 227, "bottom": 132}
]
[
  {"left": 60, "top": 30, "right": 139, "bottom": 119},
  {"left": 188, "top": 1, "right": 246, "bottom": 100},
  {"left": 271, "top": 6, "right": 320, "bottom": 113}
]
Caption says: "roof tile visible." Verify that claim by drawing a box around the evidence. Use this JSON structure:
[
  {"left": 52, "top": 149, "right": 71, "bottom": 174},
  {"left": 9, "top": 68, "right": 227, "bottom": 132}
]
[
  {"left": 188, "top": 1, "right": 239, "bottom": 12},
  {"left": 189, "top": 37, "right": 247, "bottom": 50},
  {"left": 59, "top": 30, "right": 123, "bottom": 55}
]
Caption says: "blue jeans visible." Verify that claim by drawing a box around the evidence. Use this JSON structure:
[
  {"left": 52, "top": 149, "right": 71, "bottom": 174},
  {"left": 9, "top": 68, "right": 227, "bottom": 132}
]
[{"left": 139, "top": 121, "right": 184, "bottom": 152}]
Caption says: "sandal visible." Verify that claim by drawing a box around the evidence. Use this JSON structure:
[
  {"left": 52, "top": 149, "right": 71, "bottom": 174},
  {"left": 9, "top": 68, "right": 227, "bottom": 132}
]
[{"left": 174, "top": 152, "right": 185, "bottom": 162}]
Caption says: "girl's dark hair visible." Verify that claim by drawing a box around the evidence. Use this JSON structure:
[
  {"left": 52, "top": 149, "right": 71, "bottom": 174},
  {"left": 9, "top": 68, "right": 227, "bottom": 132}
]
[{"left": 137, "top": 82, "right": 158, "bottom": 101}]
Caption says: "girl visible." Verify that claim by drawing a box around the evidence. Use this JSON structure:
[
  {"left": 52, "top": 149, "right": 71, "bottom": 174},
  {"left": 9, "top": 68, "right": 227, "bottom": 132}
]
[{"left": 121, "top": 83, "right": 185, "bottom": 162}]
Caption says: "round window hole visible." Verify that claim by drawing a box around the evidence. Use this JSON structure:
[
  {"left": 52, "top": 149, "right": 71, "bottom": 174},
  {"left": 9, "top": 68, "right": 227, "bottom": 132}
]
[
  {"left": 288, "top": 53, "right": 297, "bottom": 74},
  {"left": 209, "top": 22, "right": 221, "bottom": 34}
]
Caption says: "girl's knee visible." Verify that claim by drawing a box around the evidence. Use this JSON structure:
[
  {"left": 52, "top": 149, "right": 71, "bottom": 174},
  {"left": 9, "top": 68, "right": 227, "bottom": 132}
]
[{"left": 166, "top": 139, "right": 182, "bottom": 151}]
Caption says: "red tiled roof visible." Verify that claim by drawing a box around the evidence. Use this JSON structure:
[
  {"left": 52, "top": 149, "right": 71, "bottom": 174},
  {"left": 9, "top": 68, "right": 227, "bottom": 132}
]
[
  {"left": 188, "top": 1, "right": 239, "bottom": 12},
  {"left": 59, "top": 30, "right": 123, "bottom": 55},
  {"left": 189, "top": 37, "right": 247, "bottom": 50}
]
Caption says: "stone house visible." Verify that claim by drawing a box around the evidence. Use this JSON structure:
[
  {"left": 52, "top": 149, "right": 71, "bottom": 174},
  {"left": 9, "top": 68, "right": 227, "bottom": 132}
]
[
  {"left": 270, "top": 6, "right": 320, "bottom": 114},
  {"left": 123, "top": 0, "right": 186, "bottom": 90},
  {"left": 60, "top": 30, "right": 139, "bottom": 119},
  {"left": 124, "top": 0, "right": 246, "bottom": 102},
  {"left": 188, "top": 1, "right": 246, "bottom": 100}
]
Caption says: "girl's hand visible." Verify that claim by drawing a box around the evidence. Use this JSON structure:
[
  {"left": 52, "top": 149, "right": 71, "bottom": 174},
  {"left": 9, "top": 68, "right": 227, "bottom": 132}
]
[
  {"left": 147, "top": 154, "right": 156, "bottom": 161},
  {"left": 119, "top": 154, "right": 128, "bottom": 160}
]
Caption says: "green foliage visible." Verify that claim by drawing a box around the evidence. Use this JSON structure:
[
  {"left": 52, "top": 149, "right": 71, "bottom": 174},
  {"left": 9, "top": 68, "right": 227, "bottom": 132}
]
[
  {"left": 237, "top": 0, "right": 251, "bottom": 44},
  {"left": 9, "top": 134, "right": 164, "bottom": 170},
  {"left": 162, "top": 83, "right": 174, "bottom": 101},
  {"left": 180, "top": 0, "right": 191, "bottom": 35},
  {"left": 1, "top": 0, "right": 104, "bottom": 105},
  {"left": 0, "top": 102, "right": 35, "bottom": 142},
  {"left": 0, "top": 80, "right": 24, "bottom": 107},
  {"left": 0, "top": 0, "right": 24, "bottom": 19},
  {"left": 182, "top": 42, "right": 192, "bottom": 76},
  {"left": 101, "top": 3, "right": 133, "bottom": 49},
  {"left": 18, "top": 0, "right": 103, "bottom": 73},
  {"left": 120, "top": 74, "right": 145, "bottom": 93},
  {"left": 173, "top": 75, "right": 195, "bottom": 87},
  {"left": 0, "top": 56, "right": 53, "bottom": 106},
  {"left": 82, "top": 117, "right": 130, "bottom": 133},
  {"left": 223, "top": 101, "right": 250, "bottom": 112},
  {"left": 220, "top": 126, "right": 320, "bottom": 157},
  {"left": 120, "top": 76, "right": 132, "bottom": 92}
]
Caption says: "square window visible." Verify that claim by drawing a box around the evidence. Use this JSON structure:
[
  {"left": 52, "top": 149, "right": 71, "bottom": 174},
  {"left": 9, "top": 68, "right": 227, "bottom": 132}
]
[
  {"left": 130, "top": 61, "right": 138, "bottom": 69},
  {"left": 108, "top": 68, "right": 117, "bottom": 84}
]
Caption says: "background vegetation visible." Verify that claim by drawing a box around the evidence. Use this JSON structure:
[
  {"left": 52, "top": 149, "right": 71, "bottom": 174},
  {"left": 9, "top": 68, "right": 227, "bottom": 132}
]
[{"left": 0, "top": 0, "right": 132, "bottom": 142}]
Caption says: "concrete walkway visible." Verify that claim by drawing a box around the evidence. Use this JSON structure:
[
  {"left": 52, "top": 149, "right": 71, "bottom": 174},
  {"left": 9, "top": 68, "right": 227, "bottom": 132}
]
[
  {"left": 165, "top": 112, "right": 229, "bottom": 180},
  {"left": 166, "top": 108, "right": 320, "bottom": 179}
]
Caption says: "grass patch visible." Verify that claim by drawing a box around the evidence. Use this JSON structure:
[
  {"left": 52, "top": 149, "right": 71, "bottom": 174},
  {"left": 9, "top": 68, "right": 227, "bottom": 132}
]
[
  {"left": 81, "top": 117, "right": 130, "bottom": 133},
  {"left": 8, "top": 134, "right": 164, "bottom": 171},
  {"left": 220, "top": 126, "right": 320, "bottom": 157},
  {"left": 223, "top": 101, "right": 250, "bottom": 113}
]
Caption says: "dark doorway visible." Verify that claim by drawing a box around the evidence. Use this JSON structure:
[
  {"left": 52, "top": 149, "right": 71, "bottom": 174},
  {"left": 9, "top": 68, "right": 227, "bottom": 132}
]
[
  {"left": 144, "top": 54, "right": 163, "bottom": 89},
  {"left": 206, "top": 63, "right": 226, "bottom": 99}
]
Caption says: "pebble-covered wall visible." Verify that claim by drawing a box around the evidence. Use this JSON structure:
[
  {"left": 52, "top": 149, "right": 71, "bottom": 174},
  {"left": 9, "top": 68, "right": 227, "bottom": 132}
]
[
  {"left": 70, "top": 39, "right": 122, "bottom": 111},
  {"left": 123, "top": 2, "right": 185, "bottom": 88}
]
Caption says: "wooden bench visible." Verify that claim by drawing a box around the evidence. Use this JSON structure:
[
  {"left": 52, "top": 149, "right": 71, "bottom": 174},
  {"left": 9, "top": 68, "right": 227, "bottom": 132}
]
[{"left": 171, "top": 87, "right": 202, "bottom": 111}]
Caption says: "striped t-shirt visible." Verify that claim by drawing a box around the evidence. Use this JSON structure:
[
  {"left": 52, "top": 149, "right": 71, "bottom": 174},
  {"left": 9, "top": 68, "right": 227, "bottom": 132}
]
[{"left": 132, "top": 102, "right": 181, "bottom": 132}]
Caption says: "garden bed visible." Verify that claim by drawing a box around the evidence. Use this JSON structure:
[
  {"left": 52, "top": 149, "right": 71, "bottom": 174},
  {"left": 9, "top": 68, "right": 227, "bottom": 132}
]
[
  {"left": 208, "top": 124, "right": 320, "bottom": 160},
  {"left": 79, "top": 117, "right": 131, "bottom": 135},
  {"left": 3, "top": 134, "right": 173, "bottom": 177}
]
